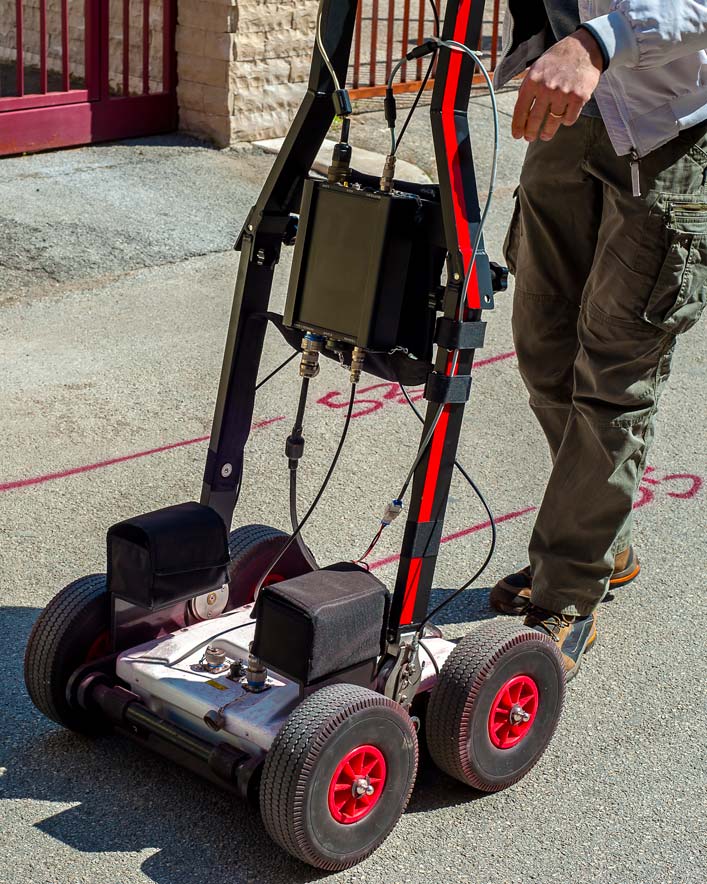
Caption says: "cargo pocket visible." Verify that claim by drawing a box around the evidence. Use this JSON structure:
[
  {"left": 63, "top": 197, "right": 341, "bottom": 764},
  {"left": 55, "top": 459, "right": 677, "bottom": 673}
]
[
  {"left": 503, "top": 187, "right": 522, "bottom": 277},
  {"left": 644, "top": 197, "right": 707, "bottom": 335}
]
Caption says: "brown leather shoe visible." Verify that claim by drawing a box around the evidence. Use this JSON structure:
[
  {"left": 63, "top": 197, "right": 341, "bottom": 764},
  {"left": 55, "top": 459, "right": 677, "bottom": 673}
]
[
  {"left": 524, "top": 606, "right": 598, "bottom": 682},
  {"left": 490, "top": 546, "right": 640, "bottom": 616}
]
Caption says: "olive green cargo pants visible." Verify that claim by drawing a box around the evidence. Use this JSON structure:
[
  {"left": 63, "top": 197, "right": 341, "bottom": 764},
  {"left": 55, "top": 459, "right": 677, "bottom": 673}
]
[{"left": 504, "top": 116, "right": 707, "bottom": 617}]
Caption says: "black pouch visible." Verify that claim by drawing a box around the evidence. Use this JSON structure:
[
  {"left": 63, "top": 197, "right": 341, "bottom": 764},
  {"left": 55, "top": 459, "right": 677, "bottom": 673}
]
[
  {"left": 107, "top": 502, "right": 230, "bottom": 610},
  {"left": 252, "top": 564, "right": 389, "bottom": 685}
]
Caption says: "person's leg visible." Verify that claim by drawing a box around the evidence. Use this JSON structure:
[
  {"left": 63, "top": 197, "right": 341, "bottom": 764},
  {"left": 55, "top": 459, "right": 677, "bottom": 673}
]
[
  {"left": 529, "top": 121, "right": 707, "bottom": 618},
  {"left": 491, "top": 120, "right": 603, "bottom": 615},
  {"left": 508, "top": 118, "right": 602, "bottom": 460}
]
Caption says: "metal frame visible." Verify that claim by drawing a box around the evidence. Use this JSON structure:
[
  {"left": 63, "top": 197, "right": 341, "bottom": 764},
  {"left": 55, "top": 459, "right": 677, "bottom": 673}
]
[{"left": 202, "top": 0, "right": 493, "bottom": 641}]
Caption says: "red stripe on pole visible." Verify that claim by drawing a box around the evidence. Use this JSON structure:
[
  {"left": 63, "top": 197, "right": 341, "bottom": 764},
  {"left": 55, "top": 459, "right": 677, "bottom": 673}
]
[
  {"left": 143, "top": 0, "right": 150, "bottom": 94},
  {"left": 40, "top": 0, "right": 48, "bottom": 93},
  {"left": 61, "top": 0, "right": 70, "bottom": 91},
  {"left": 399, "top": 0, "right": 479, "bottom": 626},
  {"left": 15, "top": 0, "right": 24, "bottom": 96}
]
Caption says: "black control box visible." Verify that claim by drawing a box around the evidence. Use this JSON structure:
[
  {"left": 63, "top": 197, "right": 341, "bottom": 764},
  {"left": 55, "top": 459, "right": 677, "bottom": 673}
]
[{"left": 284, "top": 180, "right": 443, "bottom": 353}]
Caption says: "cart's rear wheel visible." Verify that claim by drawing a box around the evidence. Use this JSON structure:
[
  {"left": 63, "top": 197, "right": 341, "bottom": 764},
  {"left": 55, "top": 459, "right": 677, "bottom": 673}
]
[
  {"left": 260, "top": 683, "right": 418, "bottom": 870},
  {"left": 426, "top": 621, "right": 565, "bottom": 792},
  {"left": 24, "top": 574, "right": 112, "bottom": 735},
  {"left": 225, "top": 523, "right": 314, "bottom": 608}
]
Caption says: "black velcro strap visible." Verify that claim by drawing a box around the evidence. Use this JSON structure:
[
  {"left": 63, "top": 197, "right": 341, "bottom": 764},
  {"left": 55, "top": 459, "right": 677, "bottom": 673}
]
[
  {"left": 402, "top": 520, "right": 444, "bottom": 558},
  {"left": 424, "top": 372, "right": 472, "bottom": 404},
  {"left": 434, "top": 318, "right": 486, "bottom": 351}
]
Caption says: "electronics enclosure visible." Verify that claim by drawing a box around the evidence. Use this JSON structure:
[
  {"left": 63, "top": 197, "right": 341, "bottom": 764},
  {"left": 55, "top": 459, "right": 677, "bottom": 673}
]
[{"left": 284, "top": 180, "right": 444, "bottom": 355}]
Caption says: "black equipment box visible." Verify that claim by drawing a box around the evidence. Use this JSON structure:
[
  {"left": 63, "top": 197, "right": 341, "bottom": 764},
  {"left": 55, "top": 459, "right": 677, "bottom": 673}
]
[
  {"left": 107, "top": 502, "right": 230, "bottom": 611},
  {"left": 284, "top": 180, "right": 443, "bottom": 353},
  {"left": 252, "top": 565, "right": 389, "bottom": 685}
]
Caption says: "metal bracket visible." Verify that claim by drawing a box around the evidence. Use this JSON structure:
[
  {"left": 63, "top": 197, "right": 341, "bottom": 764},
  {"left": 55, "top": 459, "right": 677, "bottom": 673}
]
[{"left": 383, "top": 632, "right": 423, "bottom": 708}]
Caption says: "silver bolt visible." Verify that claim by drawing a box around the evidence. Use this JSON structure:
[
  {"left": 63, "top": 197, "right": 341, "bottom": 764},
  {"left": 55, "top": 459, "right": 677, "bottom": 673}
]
[
  {"left": 509, "top": 704, "right": 531, "bottom": 725},
  {"left": 221, "top": 463, "right": 233, "bottom": 478},
  {"left": 352, "top": 777, "right": 370, "bottom": 797},
  {"left": 453, "top": 272, "right": 461, "bottom": 281}
]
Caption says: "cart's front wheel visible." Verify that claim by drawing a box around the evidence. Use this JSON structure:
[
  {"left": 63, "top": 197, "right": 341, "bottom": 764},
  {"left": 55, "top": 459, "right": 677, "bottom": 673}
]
[
  {"left": 260, "top": 683, "right": 418, "bottom": 870},
  {"left": 426, "top": 621, "right": 565, "bottom": 792},
  {"left": 24, "top": 574, "right": 112, "bottom": 735}
]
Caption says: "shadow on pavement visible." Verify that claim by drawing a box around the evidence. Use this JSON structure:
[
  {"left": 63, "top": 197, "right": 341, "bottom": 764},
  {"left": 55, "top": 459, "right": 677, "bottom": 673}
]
[
  {"left": 426, "top": 585, "right": 497, "bottom": 628},
  {"left": 1, "top": 602, "right": 493, "bottom": 884}
]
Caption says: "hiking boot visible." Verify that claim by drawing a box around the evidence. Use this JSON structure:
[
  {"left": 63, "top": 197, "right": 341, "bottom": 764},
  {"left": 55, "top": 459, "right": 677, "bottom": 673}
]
[
  {"left": 524, "top": 605, "right": 597, "bottom": 682},
  {"left": 489, "top": 546, "right": 640, "bottom": 616}
]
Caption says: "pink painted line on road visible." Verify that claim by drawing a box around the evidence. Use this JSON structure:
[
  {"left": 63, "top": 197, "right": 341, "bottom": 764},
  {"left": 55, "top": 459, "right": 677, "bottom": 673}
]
[
  {"left": 474, "top": 350, "right": 516, "bottom": 368},
  {"left": 0, "top": 417, "right": 285, "bottom": 493},
  {"left": 368, "top": 505, "right": 538, "bottom": 571}
]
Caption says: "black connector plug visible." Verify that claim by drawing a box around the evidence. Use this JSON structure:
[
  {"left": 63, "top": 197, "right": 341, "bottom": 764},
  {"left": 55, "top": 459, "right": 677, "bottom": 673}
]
[
  {"left": 333, "top": 88, "right": 353, "bottom": 117},
  {"left": 384, "top": 87, "right": 397, "bottom": 128},
  {"left": 406, "top": 39, "right": 438, "bottom": 61}
]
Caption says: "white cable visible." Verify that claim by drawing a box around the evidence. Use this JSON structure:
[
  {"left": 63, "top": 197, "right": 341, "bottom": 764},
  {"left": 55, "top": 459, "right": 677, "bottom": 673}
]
[{"left": 316, "top": 6, "right": 341, "bottom": 93}]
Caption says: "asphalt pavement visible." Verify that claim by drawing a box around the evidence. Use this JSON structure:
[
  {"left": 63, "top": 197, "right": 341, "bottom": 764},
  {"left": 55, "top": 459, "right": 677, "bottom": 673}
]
[{"left": 1, "top": 92, "right": 705, "bottom": 884}]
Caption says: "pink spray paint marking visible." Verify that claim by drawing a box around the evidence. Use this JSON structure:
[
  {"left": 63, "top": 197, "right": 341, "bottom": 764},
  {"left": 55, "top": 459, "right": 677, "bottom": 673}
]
[
  {"left": 317, "top": 350, "right": 518, "bottom": 419},
  {"left": 0, "top": 417, "right": 285, "bottom": 493},
  {"left": 368, "top": 506, "right": 538, "bottom": 571},
  {"left": 633, "top": 466, "right": 703, "bottom": 509}
]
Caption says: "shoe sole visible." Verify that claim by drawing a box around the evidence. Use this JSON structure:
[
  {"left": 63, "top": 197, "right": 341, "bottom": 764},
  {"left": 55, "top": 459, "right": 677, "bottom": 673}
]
[{"left": 609, "top": 562, "right": 641, "bottom": 588}]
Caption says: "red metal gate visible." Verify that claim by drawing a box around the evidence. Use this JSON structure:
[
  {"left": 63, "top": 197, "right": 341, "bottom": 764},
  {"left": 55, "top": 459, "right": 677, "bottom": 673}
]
[
  {"left": 0, "top": 0, "right": 176, "bottom": 156},
  {"left": 349, "top": 0, "right": 502, "bottom": 97}
]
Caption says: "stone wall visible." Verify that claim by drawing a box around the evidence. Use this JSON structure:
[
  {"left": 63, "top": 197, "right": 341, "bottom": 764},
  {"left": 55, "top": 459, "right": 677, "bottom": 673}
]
[{"left": 176, "top": 0, "right": 319, "bottom": 146}]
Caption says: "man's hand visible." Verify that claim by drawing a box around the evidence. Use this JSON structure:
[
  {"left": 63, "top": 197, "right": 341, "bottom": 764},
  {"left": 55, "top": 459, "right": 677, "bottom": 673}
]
[{"left": 512, "top": 29, "right": 604, "bottom": 143}]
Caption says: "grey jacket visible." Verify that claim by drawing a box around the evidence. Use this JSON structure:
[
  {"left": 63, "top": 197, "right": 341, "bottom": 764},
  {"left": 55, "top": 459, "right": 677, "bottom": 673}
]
[{"left": 495, "top": 1, "right": 707, "bottom": 158}]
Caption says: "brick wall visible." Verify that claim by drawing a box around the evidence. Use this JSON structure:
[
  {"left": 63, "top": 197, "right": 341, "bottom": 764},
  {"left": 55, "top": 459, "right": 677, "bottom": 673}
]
[{"left": 177, "top": 0, "right": 319, "bottom": 145}]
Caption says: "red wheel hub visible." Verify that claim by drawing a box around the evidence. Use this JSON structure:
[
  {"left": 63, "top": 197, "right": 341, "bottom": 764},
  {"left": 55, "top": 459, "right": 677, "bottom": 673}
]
[
  {"left": 84, "top": 630, "right": 111, "bottom": 663},
  {"left": 488, "top": 674, "right": 539, "bottom": 749},
  {"left": 328, "top": 744, "right": 387, "bottom": 824}
]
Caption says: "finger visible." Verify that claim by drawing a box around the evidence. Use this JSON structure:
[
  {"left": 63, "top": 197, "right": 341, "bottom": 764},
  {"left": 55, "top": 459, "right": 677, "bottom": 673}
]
[
  {"left": 561, "top": 97, "right": 584, "bottom": 126},
  {"left": 539, "top": 112, "right": 564, "bottom": 142},
  {"left": 524, "top": 93, "right": 552, "bottom": 141},
  {"left": 512, "top": 78, "right": 537, "bottom": 139},
  {"left": 538, "top": 101, "right": 569, "bottom": 141}
]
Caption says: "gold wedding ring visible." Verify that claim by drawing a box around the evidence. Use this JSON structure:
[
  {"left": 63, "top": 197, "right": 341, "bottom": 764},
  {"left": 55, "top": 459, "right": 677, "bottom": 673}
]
[{"left": 548, "top": 110, "right": 567, "bottom": 119}]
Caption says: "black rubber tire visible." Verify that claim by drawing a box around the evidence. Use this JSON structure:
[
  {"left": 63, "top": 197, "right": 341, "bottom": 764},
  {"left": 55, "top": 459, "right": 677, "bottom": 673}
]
[
  {"left": 426, "top": 621, "right": 565, "bottom": 792},
  {"left": 260, "top": 683, "right": 418, "bottom": 870},
  {"left": 24, "top": 574, "right": 112, "bottom": 735},
  {"left": 226, "top": 523, "right": 314, "bottom": 608}
]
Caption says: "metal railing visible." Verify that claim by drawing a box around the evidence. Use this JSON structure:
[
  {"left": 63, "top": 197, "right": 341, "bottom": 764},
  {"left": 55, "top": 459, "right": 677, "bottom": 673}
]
[{"left": 348, "top": 0, "right": 502, "bottom": 97}]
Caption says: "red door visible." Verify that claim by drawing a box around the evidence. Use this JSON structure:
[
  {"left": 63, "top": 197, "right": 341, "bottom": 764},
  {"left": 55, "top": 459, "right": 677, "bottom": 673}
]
[{"left": 0, "top": 0, "right": 177, "bottom": 156}]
